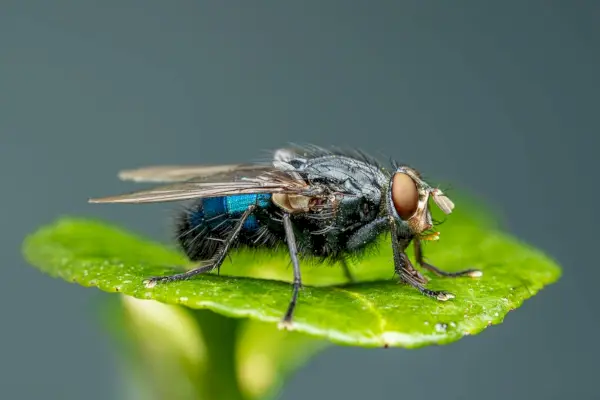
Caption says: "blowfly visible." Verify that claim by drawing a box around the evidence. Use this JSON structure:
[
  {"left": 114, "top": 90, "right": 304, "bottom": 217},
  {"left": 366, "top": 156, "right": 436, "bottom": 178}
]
[{"left": 89, "top": 145, "right": 482, "bottom": 328}]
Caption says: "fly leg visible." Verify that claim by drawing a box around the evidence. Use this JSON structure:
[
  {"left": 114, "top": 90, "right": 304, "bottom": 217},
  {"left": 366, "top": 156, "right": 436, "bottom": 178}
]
[
  {"left": 340, "top": 259, "right": 356, "bottom": 283},
  {"left": 397, "top": 252, "right": 455, "bottom": 300},
  {"left": 345, "top": 217, "right": 392, "bottom": 282},
  {"left": 144, "top": 205, "right": 256, "bottom": 288},
  {"left": 388, "top": 217, "right": 455, "bottom": 301},
  {"left": 278, "top": 213, "right": 303, "bottom": 329},
  {"left": 414, "top": 239, "right": 482, "bottom": 278}
]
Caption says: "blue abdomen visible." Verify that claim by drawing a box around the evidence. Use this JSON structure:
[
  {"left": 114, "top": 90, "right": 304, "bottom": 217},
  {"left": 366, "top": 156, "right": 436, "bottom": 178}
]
[
  {"left": 178, "top": 193, "right": 273, "bottom": 261},
  {"left": 191, "top": 193, "right": 272, "bottom": 232}
]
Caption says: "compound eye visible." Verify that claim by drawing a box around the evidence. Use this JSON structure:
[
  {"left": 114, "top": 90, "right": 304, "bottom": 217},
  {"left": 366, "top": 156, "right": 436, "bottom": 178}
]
[{"left": 391, "top": 172, "right": 418, "bottom": 220}]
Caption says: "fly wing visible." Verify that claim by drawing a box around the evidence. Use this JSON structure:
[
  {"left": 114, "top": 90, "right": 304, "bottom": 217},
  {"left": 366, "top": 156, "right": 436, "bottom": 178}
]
[
  {"left": 89, "top": 169, "right": 315, "bottom": 204},
  {"left": 117, "top": 163, "right": 270, "bottom": 183},
  {"left": 118, "top": 146, "right": 305, "bottom": 183}
]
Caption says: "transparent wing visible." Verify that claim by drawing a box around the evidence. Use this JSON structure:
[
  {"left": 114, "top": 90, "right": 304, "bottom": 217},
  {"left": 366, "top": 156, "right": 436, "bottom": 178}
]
[
  {"left": 117, "top": 163, "right": 268, "bottom": 183},
  {"left": 89, "top": 170, "right": 314, "bottom": 204},
  {"left": 117, "top": 146, "right": 306, "bottom": 183}
]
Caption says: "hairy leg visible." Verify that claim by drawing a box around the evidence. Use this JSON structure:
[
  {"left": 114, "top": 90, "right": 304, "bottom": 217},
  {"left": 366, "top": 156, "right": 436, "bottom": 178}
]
[
  {"left": 388, "top": 217, "right": 455, "bottom": 301},
  {"left": 144, "top": 205, "right": 256, "bottom": 287}
]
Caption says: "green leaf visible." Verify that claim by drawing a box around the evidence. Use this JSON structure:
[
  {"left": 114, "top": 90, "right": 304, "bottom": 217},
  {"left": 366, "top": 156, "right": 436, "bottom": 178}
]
[{"left": 22, "top": 198, "right": 561, "bottom": 348}]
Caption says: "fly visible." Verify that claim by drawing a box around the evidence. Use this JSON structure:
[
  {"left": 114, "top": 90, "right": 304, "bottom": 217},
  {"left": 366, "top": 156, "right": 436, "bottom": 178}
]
[{"left": 89, "top": 145, "right": 482, "bottom": 328}]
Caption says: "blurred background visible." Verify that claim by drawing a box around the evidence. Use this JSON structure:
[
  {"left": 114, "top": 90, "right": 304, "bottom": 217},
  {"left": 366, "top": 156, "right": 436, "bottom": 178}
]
[{"left": 1, "top": 1, "right": 598, "bottom": 399}]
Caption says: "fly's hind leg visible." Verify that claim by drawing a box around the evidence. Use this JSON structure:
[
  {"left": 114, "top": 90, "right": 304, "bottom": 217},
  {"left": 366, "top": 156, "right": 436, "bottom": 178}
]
[
  {"left": 144, "top": 205, "right": 256, "bottom": 288},
  {"left": 144, "top": 263, "right": 216, "bottom": 288},
  {"left": 278, "top": 213, "right": 303, "bottom": 330},
  {"left": 414, "top": 239, "right": 482, "bottom": 278}
]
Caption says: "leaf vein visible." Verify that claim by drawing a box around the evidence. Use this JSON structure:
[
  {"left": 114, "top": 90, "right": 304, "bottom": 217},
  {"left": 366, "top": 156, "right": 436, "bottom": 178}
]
[{"left": 333, "top": 288, "right": 386, "bottom": 337}]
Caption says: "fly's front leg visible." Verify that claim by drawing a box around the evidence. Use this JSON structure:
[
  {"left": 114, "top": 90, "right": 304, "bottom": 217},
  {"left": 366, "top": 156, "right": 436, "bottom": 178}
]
[
  {"left": 345, "top": 217, "right": 390, "bottom": 283},
  {"left": 144, "top": 205, "right": 256, "bottom": 288},
  {"left": 397, "top": 252, "right": 455, "bottom": 301},
  {"left": 346, "top": 216, "right": 425, "bottom": 284},
  {"left": 414, "top": 239, "right": 482, "bottom": 278},
  {"left": 388, "top": 217, "right": 454, "bottom": 301},
  {"left": 278, "top": 213, "right": 303, "bottom": 329},
  {"left": 346, "top": 217, "right": 389, "bottom": 251}
]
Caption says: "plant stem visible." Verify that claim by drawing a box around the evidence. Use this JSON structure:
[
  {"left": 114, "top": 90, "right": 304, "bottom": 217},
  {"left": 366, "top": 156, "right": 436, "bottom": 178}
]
[{"left": 193, "top": 310, "right": 246, "bottom": 400}]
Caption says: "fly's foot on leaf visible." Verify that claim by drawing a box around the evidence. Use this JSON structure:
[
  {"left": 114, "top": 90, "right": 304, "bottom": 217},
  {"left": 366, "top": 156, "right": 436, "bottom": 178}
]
[
  {"left": 143, "top": 276, "right": 167, "bottom": 288},
  {"left": 143, "top": 264, "right": 216, "bottom": 288},
  {"left": 143, "top": 274, "right": 190, "bottom": 288},
  {"left": 435, "top": 291, "right": 455, "bottom": 301},
  {"left": 143, "top": 273, "right": 201, "bottom": 288},
  {"left": 420, "top": 287, "right": 455, "bottom": 301},
  {"left": 278, "top": 319, "right": 295, "bottom": 331},
  {"left": 421, "top": 261, "right": 483, "bottom": 279},
  {"left": 143, "top": 278, "right": 157, "bottom": 288}
]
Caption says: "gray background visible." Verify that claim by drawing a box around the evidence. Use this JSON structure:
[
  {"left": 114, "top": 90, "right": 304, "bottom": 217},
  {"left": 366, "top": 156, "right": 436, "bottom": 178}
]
[{"left": 1, "top": 1, "right": 598, "bottom": 399}]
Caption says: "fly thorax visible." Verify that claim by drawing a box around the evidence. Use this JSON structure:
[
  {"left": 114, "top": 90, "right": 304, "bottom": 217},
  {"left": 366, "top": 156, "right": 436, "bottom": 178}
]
[{"left": 335, "top": 196, "right": 378, "bottom": 227}]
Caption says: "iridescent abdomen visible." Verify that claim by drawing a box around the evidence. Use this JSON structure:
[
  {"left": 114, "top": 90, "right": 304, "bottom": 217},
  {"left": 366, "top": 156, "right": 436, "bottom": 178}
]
[
  {"left": 197, "top": 194, "right": 272, "bottom": 230},
  {"left": 177, "top": 194, "right": 273, "bottom": 261}
]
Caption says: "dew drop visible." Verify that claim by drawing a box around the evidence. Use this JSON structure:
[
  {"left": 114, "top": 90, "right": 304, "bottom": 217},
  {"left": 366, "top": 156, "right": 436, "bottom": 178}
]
[
  {"left": 450, "top": 322, "right": 456, "bottom": 328},
  {"left": 424, "top": 321, "right": 430, "bottom": 326},
  {"left": 435, "top": 323, "right": 448, "bottom": 332}
]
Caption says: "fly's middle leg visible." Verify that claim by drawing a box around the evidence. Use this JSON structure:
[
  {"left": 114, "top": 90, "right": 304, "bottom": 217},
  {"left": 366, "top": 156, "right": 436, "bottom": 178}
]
[
  {"left": 144, "top": 205, "right": 256, "bottom": 288},
  {"left": 278, "top": 213, "right": 304, "bottom": 329}
]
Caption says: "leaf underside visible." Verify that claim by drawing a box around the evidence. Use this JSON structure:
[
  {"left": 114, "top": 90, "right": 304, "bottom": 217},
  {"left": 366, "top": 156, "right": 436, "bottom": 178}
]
[{"left": 23, "top": 200, "right": 561, "bottom": 348}]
